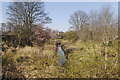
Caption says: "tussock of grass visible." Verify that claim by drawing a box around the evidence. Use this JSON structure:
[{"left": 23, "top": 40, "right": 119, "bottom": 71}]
[{"left": 2, "top": 40, "right": 118, "bottom": 78}]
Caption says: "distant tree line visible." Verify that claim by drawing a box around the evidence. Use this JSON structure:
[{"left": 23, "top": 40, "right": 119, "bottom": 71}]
[
  {"left": 68, "top": 5, "right": 118, "bottom": 44},
  {"left": 1, "top": 3, "right": 118, "bottom": 47}
]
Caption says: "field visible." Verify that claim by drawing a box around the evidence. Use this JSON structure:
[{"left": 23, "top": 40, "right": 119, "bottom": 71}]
[
  {"left": 2, "top": 39, "right": 118, "bottom": 78},
  {"left": 1, "top": 2, "right": 118, "bottom": 79}
]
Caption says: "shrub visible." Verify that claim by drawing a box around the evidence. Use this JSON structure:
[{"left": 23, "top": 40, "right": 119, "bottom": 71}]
[
  {"left": 62, "top": 31, "right": 78, "bottom": 42},
  {"left": 2, "top": 49, "right": 25, "bottom": 79},
  {"left": 2, "top": 40, "right": 118, "bottom": 78},
  {"left": 31, "top": 23, "right": 51, "bottom": 46}
]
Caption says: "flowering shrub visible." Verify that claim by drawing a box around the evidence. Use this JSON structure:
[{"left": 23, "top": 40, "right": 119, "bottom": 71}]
[{"left": 31, "top": 23, "right": 50, "bottom": 46}]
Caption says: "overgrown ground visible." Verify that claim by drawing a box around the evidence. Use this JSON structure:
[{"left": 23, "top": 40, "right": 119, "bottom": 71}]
[{"left": 2, "top": 39, "right": 119, "bottom": 78}]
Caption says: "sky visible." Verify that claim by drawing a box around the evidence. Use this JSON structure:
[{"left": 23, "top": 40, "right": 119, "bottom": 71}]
[{"left": 0, "top": 2, "right": 118, "bottom": 32}]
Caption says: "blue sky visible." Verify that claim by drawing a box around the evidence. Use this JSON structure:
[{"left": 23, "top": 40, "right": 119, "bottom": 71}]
[{"left": 0, "top": 2, "right": 118, "bottom": 32}]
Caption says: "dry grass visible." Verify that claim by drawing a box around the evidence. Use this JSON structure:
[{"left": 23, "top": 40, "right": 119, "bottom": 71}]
[{"left": 2, "top": 39, "right": 118, "bottom": 78}]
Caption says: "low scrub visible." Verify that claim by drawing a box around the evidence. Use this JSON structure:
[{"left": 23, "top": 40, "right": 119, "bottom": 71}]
[{"left": 2, "top": 40, "right": 118, "bottom": 78}]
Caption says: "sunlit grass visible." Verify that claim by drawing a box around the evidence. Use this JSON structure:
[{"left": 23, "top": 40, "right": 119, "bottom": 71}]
[{"left": 2, "top": 39, "right": 118, "bottom": 78}]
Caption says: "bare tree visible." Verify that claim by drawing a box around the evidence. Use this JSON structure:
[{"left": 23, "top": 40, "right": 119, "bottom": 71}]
[
  {"left": 98, "top": 5, "right": 114, "bottom": 71},
  {"left": 69, "top": 10, "right": 89, "bottom": 30},
  {"left": 7, "top": 2, "right": 51, "bottom": 46},
  {"left": 88, "top": 10, "right": 101, "bottom": 41},
  {"left": 68, "top": 5, "right": 117, "bottom": 43},
  {"left": 7, "top": 2, "right": 51, "bottom": 28},
  {"left": 1, "top": 23, "right": 7, "bottom": 32},
  {"left": 98, "top": 5, "right": 113, "bottom": 43}
]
